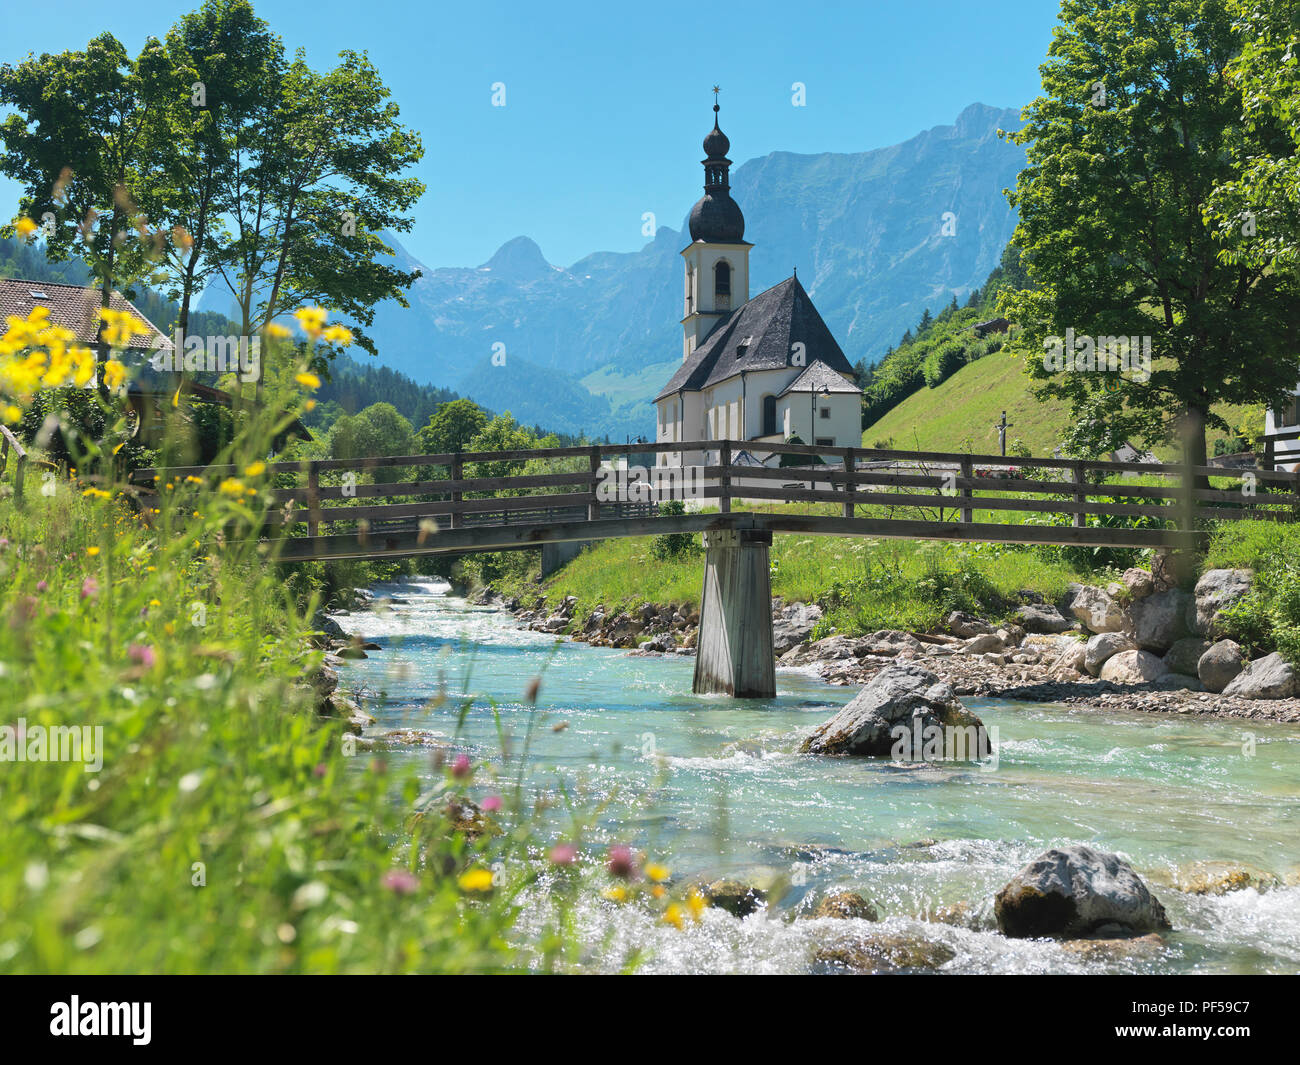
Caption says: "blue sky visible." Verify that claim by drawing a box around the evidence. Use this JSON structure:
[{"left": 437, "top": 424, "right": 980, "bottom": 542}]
[{"left": 2, "top": 0, "right": 1061, "bottom": 269}]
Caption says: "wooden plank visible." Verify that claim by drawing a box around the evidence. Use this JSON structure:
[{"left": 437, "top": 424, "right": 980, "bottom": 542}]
[
  {"left": 268, "top": 509, "right": 1198, "bottom": 562},
  {"left": 719, "top": 440, "right": 731, "bottom": 515},
  {"left": 587, "top": 446, "right": 601, "bottom": 521},
  {"left": 960, "top": 455, "right": 973, "bottom": 524},
  {"left": 842, "top": 447, "right": 854, "bottom": 519},
  {"left": 1071, "top": 461, "right": 1086, "bottom": 529}
]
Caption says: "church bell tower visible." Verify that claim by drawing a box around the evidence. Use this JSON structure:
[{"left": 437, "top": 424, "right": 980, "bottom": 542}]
[{"left": 681, "top": 89, "right": 752, "bottom": 360}]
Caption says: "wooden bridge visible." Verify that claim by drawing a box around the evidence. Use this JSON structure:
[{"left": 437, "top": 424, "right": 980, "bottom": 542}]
[{"left": 132, "top": 437, "right": 1300, "bottom": 699}]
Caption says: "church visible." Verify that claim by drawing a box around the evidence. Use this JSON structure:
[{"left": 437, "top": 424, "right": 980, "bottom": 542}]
[{"left": 654, "top": 99, "right": 862, "bottom": 471}]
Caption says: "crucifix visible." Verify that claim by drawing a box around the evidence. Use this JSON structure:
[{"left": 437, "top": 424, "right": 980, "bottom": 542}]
[{"left": 995, "top": 410, "right": 1013, "bottom": 456}]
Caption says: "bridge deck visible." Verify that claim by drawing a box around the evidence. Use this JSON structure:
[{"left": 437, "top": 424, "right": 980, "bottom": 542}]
[{"left": 131, "top": 438, "right": 1299, "bottom": 563}]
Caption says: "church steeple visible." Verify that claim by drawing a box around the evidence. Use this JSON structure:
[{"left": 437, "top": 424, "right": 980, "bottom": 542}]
[{"left": 681, "top": 88, "right": 752, "bottom": 360}]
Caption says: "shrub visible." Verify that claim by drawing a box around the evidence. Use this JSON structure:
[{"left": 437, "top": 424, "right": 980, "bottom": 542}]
[{"left": 650, "top": 498, "right": 698, "bottom": 561}]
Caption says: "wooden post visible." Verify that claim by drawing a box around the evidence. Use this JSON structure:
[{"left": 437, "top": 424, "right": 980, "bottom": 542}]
[
  {"left": 719, "top": 440, "right": 731, "bottom": 514},
  {"left": 588, "top": 445, "right": 601, "bottom": 521},
  {"left": 693, "top": 529, "right": 775, "bottom": 697},
  {"left": 450, "top": 455, "right": 463, "bottom": 529},
  {"left": 842, "top": 446, "right": 855, "bottom": 519},
  {"left": 1071, "top": 461, "right": 1087, "bottom": 528},
  {"left": 1263, "top": 434, "right": 1274, "bottom": 473},
  {"left": 959, "top": 455, "right": 973, "bottom": 524},
  {"left": 307, "top": 463, "right": 321, "bottom": 538}
]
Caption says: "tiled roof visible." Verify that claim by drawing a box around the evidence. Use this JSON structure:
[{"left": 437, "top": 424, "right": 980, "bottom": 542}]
[
  {"left": 0, "top": 277, "right": 172, "bottom": 351},
  {"left": 656, "top": 275, "right": 854, "bottom": 400},
  {"left": 778, "top": 359, "right": 861, "bottom": 396}
]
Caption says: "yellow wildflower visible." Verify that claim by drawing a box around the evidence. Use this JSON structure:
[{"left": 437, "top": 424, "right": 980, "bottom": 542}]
[
  {"left": 86, "top": 546, "right": 100, "bottom": 556},
  {"left": 293, "top": 307, "right": 327, "bottom": 338},
  {"left": 602, "top": 885, "right": 628, "bottom": 903},
  {"left": 686, "top": 888, "right": 707, "bottom": 922},
  {"left": 14, "top": 217, "right": 38, "bottom": 238},
  {"left": 265, "top": 322, "right": 291, "bottom": 339},
  {"left": 645, "top": 862, "right": 671, "bottom": 883},
  {"left": 217, "top": 479, "right": 245, "bottom": 496},
  {"left": 103, "top": 359, "right": 127, "bottom": 393},
  {"left": 662, "top": 903, "right": 685, "bottom": 930},
  {"left": 457, "top": 868, "right": 494, "bottom": 892},
  {"left": 82, "top": 488, "right": 111, "bottom": 500},
  {"left": 322, "top": 324, "right": 353, "bottom": 346},
  {"left": 295, "top": 372, "right": 321, "bottom": 390},
  {"left": 244, "top": 461, "right": 266, "bottom": 477}
]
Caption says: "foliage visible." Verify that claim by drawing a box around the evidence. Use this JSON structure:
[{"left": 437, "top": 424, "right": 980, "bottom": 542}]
[
  {"left": 328, "top": 402, "right": 415, "bottom": 482},
  {"left": 417, "top": 398, "right": 490, "bottom": 455},
  {"left": 649, "top": 499, "right": 698, "bottom": 562},
  {"left": 999, "top": 0, "right": 1300, "bottom": 466}
]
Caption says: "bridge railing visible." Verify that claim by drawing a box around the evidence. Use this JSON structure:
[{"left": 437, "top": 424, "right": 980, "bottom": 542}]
[{"left": 129, "top": 438, "right": 1300, "bottom": 557}]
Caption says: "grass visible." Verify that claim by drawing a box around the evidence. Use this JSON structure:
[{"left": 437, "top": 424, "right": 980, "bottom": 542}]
[{"left": 861, "top": 350, "right": 1259, "bottom": 460}]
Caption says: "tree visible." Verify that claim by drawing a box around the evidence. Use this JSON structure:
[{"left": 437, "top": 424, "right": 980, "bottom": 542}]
[
  {"left": 211, "top": 46, "right": 426, "bottom": 393},
  {"left": 1001, "top": 0, "right": 1300, "bottom": 467},
  {"left": 1208, "top": 1, "right": 1300, "bottom": 270},
  {"left": 465, "top": 413, "right": 537, "bottom": 480},
  {"left": 0, "top": 33, "right": 173, "bottom": 388},
  {"left": 329, "top": 401, "right": 414, "bottom": 482},
  {"left": 417, "top": 398, "right": 489, "bottom": 455},
  {"left": 147, "top": 0, "right": 283, "bottom": 357}
]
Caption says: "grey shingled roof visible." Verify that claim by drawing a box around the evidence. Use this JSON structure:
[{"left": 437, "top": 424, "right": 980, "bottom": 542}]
[
  {"left": 655, "top": 275, "right": 854, "bottom": 401},
  {"left": 0, "top": 277, "right": 172, "bottom": 350},
  {"left": 778, "top": 359, "right": 861, "bottom": 396}
]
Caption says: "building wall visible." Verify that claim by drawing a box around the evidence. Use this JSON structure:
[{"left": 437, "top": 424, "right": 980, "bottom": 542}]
[{"left": 1266, "top": 386, "right": 1300, "bottom": 470}]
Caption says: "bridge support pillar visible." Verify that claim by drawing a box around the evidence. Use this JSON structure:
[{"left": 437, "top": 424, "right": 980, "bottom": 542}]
[{"left": 693, "top": 529, "right": 776, "bottom": 698}]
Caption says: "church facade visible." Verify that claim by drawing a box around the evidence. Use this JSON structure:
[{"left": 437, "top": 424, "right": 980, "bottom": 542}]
[{"left": 654, "top": 101, "right": 861, "bottom": 470}]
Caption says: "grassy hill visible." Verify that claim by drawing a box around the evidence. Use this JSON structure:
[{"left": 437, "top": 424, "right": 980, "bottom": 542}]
[{"left": 861, "top": 350, "right": 1255, "bottom": 460}]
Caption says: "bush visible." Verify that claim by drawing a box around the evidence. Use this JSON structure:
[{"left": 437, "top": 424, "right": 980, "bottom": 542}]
[
  {"left": 922, "top": 340, "right": 966, "bottom": 388},
  {"left": 650, "top": 499, "right": 698, "bottom": 561}
]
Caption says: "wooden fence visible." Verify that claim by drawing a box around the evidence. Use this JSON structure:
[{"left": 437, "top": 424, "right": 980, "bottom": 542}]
[{"left": 129, "top": 438, "right": 1300, "bottom": 562}]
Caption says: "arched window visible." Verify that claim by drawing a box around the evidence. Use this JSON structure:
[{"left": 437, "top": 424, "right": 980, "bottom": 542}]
[
  {"left": 714, "top": 260, "right": 731, "bottom": 307},
  {"left": 685, "top": 265, "right": 694, "bottom": 314},
  {"left": 762, "top": 395, "right": 777, "bottom": 437}
]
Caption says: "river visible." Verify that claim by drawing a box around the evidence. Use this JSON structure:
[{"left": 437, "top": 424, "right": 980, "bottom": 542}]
[{"left": 331, "top": 577, "right": 1300, "bottom": 974}]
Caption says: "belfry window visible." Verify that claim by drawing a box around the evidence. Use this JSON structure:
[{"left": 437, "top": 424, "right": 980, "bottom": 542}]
[{"left": 714, "top": 260, "right": 731, "bottom": 307}]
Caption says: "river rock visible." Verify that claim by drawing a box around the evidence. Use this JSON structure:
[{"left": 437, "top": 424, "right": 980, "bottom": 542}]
[
  {"left": 1065, "top": 584, "right": 1126, "bottom": 633},
  {"left": 1171, "top": 861, "right": 1281, "bottom": 896},
  {"left": 799, "top": 663, "right": 990, "bottom": 758},
  {"left": 1059, "top": 933, "right": 1166, "bottom": 962},
  {"left": 806, "top": 891, "right": 879, "bottom": 921},
  {"left": 1099, "top": 649, "right": 1169, "bottom": 685},
  {"left": 994, "top": 845, "right": 1172, "bottom": 938},
  {"left": 961, "top": 632, "right": 1006, "bottom": 655},
  {"left": 1191, "top": 569, "right": 1253, "bottom": 637},
  {"left": 1222, "top": 652, "right": 1298, "bottom": 700},
  {"left": 1016, "top": 603, "right": 1074, "bottom": 634},
  {"left": 1164, "top": 637, "right": 1211, "bottom": 677},
  {"left": 813, "top": 933, "right": 956, "bottom": 973},
  {"left": 1084, "top": 632, "right": 1137, "bottom": 677},
  {"left": 699, "top": 877, "right": 767, "bottom": 917},
  {"left": 1150, "top": 548, "right": 1183, "bottom": 593},
  {"left": 772, "top": 601, "right": 823, "bottom": 654},
  {"left": 1122, "top": 568, "right": 1155, "bottom": 600},
  {"left": 946, "top": 610, "right": 994, "bottom": 638},
  {"left": 1197, "top": 639, "right": 1245, "bottom": 694},
  {"left": 1126, "top": 589, "right": 1192, "bottom": 652}
]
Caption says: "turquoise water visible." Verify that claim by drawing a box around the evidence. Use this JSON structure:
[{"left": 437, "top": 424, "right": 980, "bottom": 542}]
[{"left": 334, "top": 578, "right": 1300, "bottom": 974}]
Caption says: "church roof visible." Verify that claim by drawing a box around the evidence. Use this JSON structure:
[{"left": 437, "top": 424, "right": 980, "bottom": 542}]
[
  {"left": 655, "top": 275, "right": 855, "bottom": 400},
  {"left": 779, "top": 359, "right": 862, "bottom": 396}
]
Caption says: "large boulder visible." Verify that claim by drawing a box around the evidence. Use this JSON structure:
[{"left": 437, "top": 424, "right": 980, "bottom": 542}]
[
  {"left": 994, "top": 845, "right": 1172, "bottom": 938},
  {"left": 1099, "top": 649, "right": 1169, "bottom": 685},
  {"left": 1197, "top": 639, "right": 1246, "bottom": 694},
  {"left": 800, "top": 662, "right": 991, "bottom": 758},
  {"left": 1126, "top": 589, "right": 1192, "bottom": 652},
  {"left": 1084, "top": 632, "right": 1137, "bottom": 677},
  {"left": 1121, "top": 568, "right": 1155, "bottom": 600},
  {"left": 1064, "top": 584, "right": 1126, "bottom": 633},
  {"left": 1164, "top": 637, "right": 1211, "bottom": 678},
  {"left": 1222, "top": 652, "right": 1298, "bottom": 700},
  {"left": 771, "top": 601, "right": 823, "bottom": 655},
  {"left": 1016, "top": 603, "right": 1074, "bottom": 634},
  {"left": 1190, "top": 569, "right": 1253, "bottom": 637},
  {"left": 946, "top": 610, "right": 993, "bottom": 638}
]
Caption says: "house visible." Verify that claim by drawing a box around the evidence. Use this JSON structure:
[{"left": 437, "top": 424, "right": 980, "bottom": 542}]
[
  {"left": 0, "top": 278, "right": 307, "bottom": 451},
  {"left": 653, "top": 100, "right": 861, "bottom": 472},
  {"left": 1264, "top": 388, "right": 1300, "bottom": 471}
]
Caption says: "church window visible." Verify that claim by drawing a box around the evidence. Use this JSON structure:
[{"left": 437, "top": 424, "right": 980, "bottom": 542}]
[
  {"left": 819, "top": 407, "right": 831, "bottom": 420},
  {"left": 714, "top": 260, "right": 731, "bottom": 308},
  {"left": 762, "top": 395, "right": 777, "bottom": 436}
]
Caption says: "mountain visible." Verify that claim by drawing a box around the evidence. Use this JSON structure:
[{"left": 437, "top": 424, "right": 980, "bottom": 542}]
[{"left": 337, "top": 103, "right": 1029, "bottom": 437}]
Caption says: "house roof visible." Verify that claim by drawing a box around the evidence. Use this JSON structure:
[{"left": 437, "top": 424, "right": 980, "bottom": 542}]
[
  {"left": 779, "top": 359, "right": 862, "bottom": 397},
  {"left": 0, "top": 277, "right": 173, "bottom": 351},
  {"left": 655, "top": 275, "right": 855, "bottom": 400}
]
